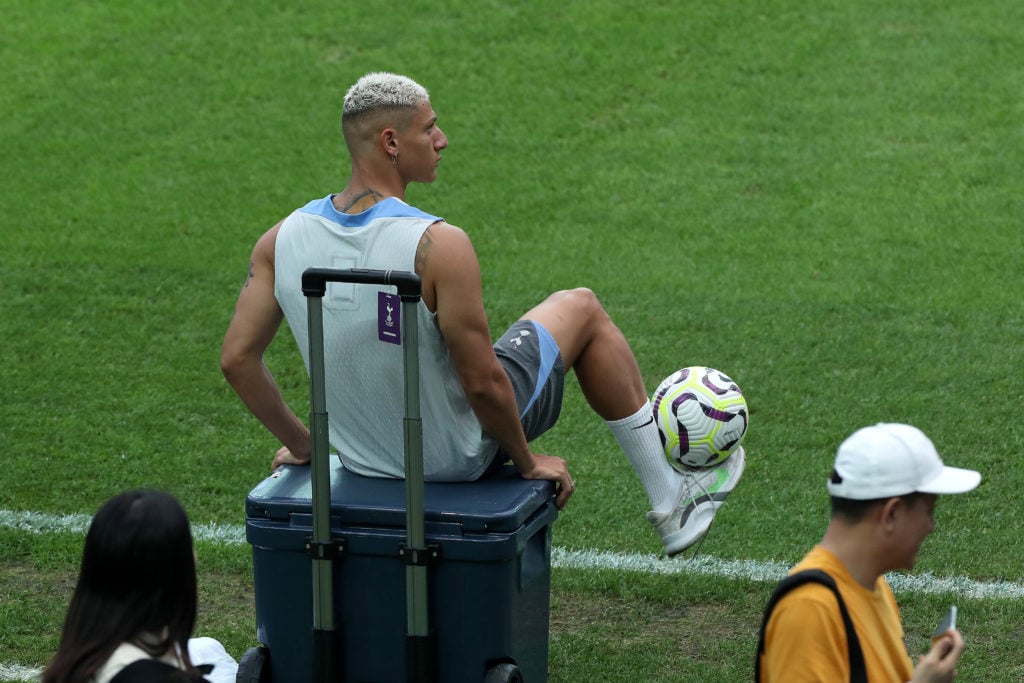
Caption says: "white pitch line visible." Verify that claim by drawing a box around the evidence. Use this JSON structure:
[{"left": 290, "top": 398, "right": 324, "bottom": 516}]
[
  {"left": 0, "top": 509, "right": 245, "bottom": 546},
  {"left": 0, "top": 663, "right": 41, "bottom": 681},
  {"left": 3, "top": 509, "right": 1023, "bottom": 600},
  {"left": 553, "top": 546, "right": 790, "bottom": 582}
]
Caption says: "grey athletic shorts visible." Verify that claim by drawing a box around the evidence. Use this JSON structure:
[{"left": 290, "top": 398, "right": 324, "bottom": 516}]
[{"left": 486, "top": 320, "right": 565, "bottom": 472}]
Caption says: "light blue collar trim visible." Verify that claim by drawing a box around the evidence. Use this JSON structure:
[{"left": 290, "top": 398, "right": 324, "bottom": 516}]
[{"left": 297, "top": 194, "right": 442, "bottom": 227}]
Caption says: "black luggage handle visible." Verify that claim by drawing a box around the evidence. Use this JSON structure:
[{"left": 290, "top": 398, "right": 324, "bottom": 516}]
[
  {"left": 302, "top": 267, "right": 422, "bottom": 300},
  {"left": 301, "top": 266, "right": 433, "bottom": 683}
]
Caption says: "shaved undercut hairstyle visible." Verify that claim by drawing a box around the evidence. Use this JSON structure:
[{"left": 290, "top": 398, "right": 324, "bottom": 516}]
[{"left": 342, "top": 72, "right": 429, "bottom": 124}]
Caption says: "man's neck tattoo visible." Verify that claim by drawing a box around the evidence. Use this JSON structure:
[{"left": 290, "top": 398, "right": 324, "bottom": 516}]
[{"left": 340, "top": 188, "right": 386, "bottom": 213}]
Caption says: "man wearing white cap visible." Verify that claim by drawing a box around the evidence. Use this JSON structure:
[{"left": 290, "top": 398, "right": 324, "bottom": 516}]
[{"left": 756, "top": 423, "right": 981, "bottom": 682}]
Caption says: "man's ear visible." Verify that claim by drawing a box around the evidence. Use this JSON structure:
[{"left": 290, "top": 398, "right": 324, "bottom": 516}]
[
  {"left": 879, "top": 496, "right": 903, "bottom": 530},
  {"left": 380, "top": 127, "right": 399, "bottom": 157}
]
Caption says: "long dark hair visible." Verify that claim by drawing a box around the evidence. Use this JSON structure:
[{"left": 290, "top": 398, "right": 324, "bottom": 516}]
[{"left": 42, "top": 490, "right": 200, "bottom": 682}]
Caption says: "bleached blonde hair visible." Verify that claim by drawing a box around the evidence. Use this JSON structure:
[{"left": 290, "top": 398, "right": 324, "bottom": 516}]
[{"left": 342, "top": 72, "right": 429, "bottom": 121}]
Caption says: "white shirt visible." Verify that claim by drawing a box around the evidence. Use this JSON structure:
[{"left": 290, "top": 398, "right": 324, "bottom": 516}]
[{"left": 90, "top": 636, "right": 237, "bottom": 683}]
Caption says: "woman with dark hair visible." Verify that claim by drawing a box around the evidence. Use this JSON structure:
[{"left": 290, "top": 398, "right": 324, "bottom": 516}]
[{"left": 43, "top": 489, "right": 213, "bottom": 683}]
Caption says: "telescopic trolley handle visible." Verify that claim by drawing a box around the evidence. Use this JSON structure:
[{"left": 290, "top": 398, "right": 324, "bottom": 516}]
[{"left": 301, "top": 267, "right": 432, "bottom": 683}]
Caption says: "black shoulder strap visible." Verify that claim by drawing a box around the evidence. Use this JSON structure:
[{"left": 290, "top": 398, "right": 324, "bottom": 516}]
[
  {"left": 754, "top": 568, "right": 867, "bottom": 683},
  {"left": 109, "top": 660, "right": 181, "bottom": 683},
  {"left": 109, "top": 659, "right": 212, "bottom": 683}
]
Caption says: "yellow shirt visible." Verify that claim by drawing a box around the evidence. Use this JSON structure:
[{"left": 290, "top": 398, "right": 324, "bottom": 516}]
[{"left": 759, "top": 545, "right": 913, "bottom": 683}]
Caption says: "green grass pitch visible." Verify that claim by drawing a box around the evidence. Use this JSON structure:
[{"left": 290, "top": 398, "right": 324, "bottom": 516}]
[{"left": 2, "top": 1, "right": 1023, "bottom": 680}]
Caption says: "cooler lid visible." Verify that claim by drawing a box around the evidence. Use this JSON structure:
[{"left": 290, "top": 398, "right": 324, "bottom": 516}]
[{"left": 245, "top": 461, "right": 555, "bottom": 533}]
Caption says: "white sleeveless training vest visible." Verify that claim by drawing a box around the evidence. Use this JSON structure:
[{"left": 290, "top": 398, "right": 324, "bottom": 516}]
[{"left": 274, "top": 195, "right": 498, "bottom": 480}]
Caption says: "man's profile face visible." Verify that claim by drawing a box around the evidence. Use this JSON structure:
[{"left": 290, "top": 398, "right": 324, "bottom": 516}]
[
  {"left": 891, "top": 493, "right": 938, "bottom": 570},
  {"left": 395, "top": 100, "right": 448, "bottom": 184}
]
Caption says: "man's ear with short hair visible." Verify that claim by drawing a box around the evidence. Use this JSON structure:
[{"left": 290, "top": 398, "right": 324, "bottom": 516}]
[
  {"left": 379, "top": 127, "right": 399, "bottom": 157},
  {"left": 879, "top": 496, "right": 903, "bottom": 530}
]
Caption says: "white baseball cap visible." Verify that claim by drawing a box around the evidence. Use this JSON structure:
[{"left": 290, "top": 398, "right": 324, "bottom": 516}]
[{"left": 826, "top": 423, "right": 981, "bottom": 500}]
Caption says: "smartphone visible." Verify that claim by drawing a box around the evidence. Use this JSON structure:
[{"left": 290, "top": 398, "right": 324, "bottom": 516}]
[{"left": 931, "top": 605, "right": 958, "bottom": 644}]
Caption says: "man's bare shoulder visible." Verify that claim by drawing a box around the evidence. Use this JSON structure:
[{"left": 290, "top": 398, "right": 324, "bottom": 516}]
[
  {"left": 426, "top": 220, "right": 469, "bottom": 240},
  {"left": 416, "top": 220, "right": 476, "bottom": 270},
  {"left": 415, "top": 221, "right": 483, "bottom": 312},
  {"left": 253, "top": 219, "right": 287, "bottom": 259}
]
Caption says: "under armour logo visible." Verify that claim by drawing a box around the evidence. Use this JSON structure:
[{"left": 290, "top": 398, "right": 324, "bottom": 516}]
[{"left": 509, "top": 330, "right": 532, "bottom": 348}]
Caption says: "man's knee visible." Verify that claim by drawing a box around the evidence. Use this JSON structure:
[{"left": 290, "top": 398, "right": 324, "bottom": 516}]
[
  {"left": 522, "top": 287, "right": 612, "bottom": 343},
  {"left": 552, "top": 287, "right": 604, "bottom": 317}
]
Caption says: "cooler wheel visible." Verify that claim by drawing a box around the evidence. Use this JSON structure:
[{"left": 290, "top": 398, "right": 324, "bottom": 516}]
[
  {"left": 236, "top": 646, "right": 271, "bottom": 683},
  {"left": 484, "top": 661, "right": 524, "bottom": 682}
]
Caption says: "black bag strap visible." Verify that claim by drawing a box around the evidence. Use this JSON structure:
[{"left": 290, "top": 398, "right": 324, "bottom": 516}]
[
  {"left": 754, "top": 568, "right": 867, "bottom": 683},
  {"left": 109, "top": 659, "right": 213, "bottom": 683}
]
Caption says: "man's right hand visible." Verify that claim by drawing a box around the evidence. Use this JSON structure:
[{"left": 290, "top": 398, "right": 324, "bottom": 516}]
[
  {"left": 519, "top": 452, "right": 575, "bottom": 509},
  {"left": 913, "top": 629, "right": 965, "bottom": 682},
  {"left": 272, "top": 445, "right": 311, "bottom": 470}
]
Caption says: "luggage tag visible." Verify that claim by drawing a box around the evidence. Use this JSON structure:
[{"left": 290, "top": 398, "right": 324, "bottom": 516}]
[{"left": 378, "top": 291, "right": 401, "bottom": 345}]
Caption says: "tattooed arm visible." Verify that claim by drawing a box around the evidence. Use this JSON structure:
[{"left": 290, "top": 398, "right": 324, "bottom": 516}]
[
  {"left": 417, "top": 221, "right": 572, "bottom": 505},
  {"left": 221, "top": 220, "right": 311, "bottom": 467}
]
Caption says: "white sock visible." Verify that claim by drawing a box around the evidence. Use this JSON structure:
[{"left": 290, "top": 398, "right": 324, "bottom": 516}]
[{"left": 606, "top": 401, "right": 680, "bottom": 515}]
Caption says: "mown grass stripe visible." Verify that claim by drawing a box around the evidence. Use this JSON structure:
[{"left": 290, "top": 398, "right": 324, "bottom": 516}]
[{"left": 4, "top": 509, "right": 1022, "bottom": 600}]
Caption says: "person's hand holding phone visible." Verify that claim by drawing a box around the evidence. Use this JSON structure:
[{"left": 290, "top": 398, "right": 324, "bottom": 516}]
[
  {"left": 913, "top": 605, "right": 964, "bottom": 683},
  {"left": 931, "top": 605, "right": 957, "bottom": 646}
]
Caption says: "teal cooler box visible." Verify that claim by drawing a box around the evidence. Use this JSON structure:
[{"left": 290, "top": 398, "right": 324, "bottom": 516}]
[{"left": 245, "top": 461, "right": 558, "bottom": 682}]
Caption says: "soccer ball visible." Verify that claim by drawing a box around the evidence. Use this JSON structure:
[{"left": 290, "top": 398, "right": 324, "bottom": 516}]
[{"left": 652, "top": 366, "right": 748, "bottom": 469}]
